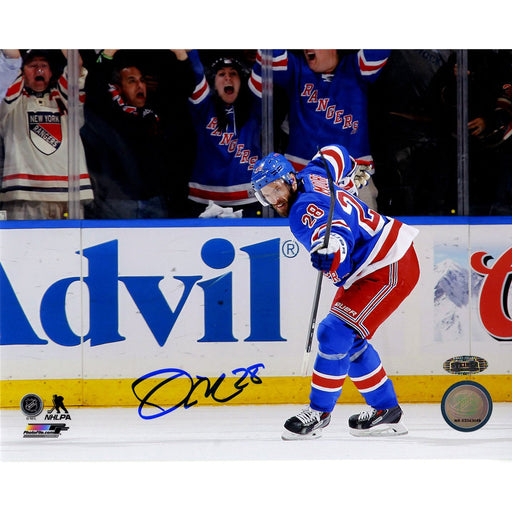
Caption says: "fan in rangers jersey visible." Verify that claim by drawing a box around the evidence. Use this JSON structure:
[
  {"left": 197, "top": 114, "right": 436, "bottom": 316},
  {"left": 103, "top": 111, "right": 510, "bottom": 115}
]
[
  {"left": 250, "top": 49, "right": 390, "bottom": 211},
  {"left": 0, "top": 49, "right": 93, "bottom": 220},
  {"left": 186, "top": 50, "right": 262, "bottom": 217},
  {"left": 251, "top": 144, "right": 420, "bottom": 439}
]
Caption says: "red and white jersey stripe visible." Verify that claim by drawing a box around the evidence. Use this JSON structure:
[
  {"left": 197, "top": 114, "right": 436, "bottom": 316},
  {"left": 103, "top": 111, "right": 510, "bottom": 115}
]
[
  {"left": 357, "top": 50, "right": 389, "bottom": 77},
  {"left": 343, "top": 219, "right": 418, "bottom": 289},
  {"left": 350, "top": 364, "right": 388, "bottom": 394},
  {"left": 189, "top": 76, "right": 210, "bottom": 105},
  {"left": 188, "top": 182, "right": 256, "bottom": 206},
  {"left": 312, "top": 369, "right": 347, "bottom": 393}
]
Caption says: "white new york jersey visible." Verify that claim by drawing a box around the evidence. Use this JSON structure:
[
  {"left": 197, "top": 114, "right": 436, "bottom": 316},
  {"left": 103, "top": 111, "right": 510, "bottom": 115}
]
[{"left": 0, "top": 67, "right": 93, "bottom": 203}]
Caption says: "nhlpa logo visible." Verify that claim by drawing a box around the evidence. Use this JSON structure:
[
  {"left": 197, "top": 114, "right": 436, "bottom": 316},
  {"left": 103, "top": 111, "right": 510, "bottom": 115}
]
[
  {"left": 28, "top": 111, "right": 62, "bottom": 155},
  {"left": 45, "top": 394, "right": 71, "bottom": 421}
]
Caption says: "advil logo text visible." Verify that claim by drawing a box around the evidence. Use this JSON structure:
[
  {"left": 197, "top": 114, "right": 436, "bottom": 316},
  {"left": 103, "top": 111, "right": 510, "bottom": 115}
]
[
  {"left": 471, "top": 247, "right": 512, "bottom": 341},
  {"left": 0, "top": 238, "right": 285, "bottom": 346}
]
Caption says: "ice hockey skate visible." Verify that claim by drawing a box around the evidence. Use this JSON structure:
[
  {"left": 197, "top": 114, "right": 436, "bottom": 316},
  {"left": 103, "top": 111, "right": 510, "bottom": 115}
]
[
  {"left": 348, "top": 405, "right": 408, "bottom": 436},
  {"left": 281, "top": 406, "right": 331, "bottom": 440}
]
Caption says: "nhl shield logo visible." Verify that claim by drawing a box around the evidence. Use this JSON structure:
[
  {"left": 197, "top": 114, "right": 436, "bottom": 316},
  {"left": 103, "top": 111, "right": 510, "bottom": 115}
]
[{"left": 28, "top": 111, "right": 62, "bottom": 155}]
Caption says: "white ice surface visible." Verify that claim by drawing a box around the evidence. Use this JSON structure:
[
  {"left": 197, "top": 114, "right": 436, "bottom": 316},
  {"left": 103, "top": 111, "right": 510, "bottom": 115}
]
[
  {"left": 1, "top": 403, "right": 511, "bottom": 510},
  {"left": 2, "top": 403, "right": 511, "bottom": 461}
]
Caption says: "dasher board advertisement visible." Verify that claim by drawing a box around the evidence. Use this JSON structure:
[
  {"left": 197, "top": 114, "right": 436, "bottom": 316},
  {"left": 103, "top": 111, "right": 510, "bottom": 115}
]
[{"left": 0, "top": 218, "right": 511, "bottom": 408}]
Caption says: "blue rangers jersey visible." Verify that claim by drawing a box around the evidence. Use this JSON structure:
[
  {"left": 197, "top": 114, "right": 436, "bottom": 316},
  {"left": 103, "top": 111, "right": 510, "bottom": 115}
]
[
  {"left": 290, "top": 145, "right": 418, "bottom": 288},
  {"left": 187, "top": 50, "right": 261, "bottom": 206},
  {"left": 250, "top": 50, "right": 390, "bottom": 171}
]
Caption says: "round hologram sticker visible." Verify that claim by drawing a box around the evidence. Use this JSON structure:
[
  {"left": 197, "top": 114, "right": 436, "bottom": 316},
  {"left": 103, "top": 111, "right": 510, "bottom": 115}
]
[{"left": 441, "top": 381, "right": 493, "bottom": 432}]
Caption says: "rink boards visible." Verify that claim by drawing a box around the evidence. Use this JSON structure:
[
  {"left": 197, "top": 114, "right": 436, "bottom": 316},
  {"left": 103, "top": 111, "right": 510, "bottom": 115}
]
[{"left": 1, "top": 217, "right": 511, "bottom": 407}]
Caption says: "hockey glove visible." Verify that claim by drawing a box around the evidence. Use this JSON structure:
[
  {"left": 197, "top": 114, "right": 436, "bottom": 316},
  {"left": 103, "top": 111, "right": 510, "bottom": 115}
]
[
  {"left": 199, "top": 200, "right": 243, "bottom": 218},
  {"left": 351, "top": 158, "right": 374, "bottom": 189},
  {"left": 310, "top": 235, "right": 347, "bottom": 273}
]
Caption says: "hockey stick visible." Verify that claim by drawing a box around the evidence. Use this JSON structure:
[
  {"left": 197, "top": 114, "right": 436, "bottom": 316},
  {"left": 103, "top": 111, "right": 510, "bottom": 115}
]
[{"left": 300, "top": 147, "right": 336, "bottom": 376}]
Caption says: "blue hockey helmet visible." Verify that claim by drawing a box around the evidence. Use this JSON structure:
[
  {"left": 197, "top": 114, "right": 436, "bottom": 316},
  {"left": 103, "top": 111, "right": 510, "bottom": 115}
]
[{"left": 251, "top": 153, "right": 295, "bottom": 206}]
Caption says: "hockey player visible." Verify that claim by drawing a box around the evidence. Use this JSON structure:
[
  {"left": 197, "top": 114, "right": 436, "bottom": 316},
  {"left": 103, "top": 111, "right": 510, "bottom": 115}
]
[
  {"left": 250, "top": 49, "right": 390, "bottom": 210},
  {"left": 251, "top": 145, "right": 420, "bottom": 439}
]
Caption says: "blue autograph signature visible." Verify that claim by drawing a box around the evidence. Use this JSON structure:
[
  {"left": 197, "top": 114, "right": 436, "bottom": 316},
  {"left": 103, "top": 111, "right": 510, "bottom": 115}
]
[{"left": 132, "top": 363, "right": 265, "bottom": 419}]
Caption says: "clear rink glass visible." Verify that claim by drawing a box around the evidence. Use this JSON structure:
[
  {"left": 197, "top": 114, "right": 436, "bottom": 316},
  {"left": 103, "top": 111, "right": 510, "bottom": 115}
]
[{"left": 2, "top": 49, "right": 509, "bottom": 220}]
